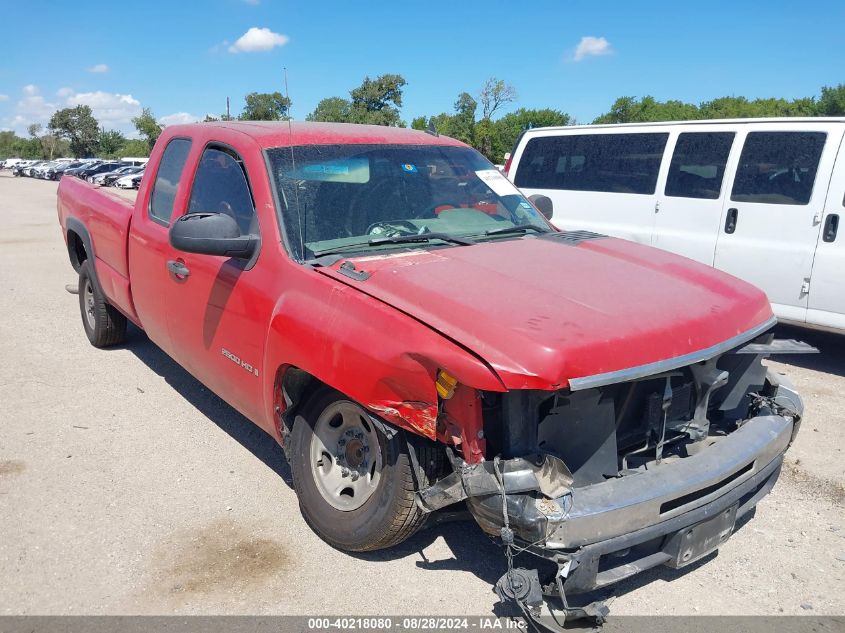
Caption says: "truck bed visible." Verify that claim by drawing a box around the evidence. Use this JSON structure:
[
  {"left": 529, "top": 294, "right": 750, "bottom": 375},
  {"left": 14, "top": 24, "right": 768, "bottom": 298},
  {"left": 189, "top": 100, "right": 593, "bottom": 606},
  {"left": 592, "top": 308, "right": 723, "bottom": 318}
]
[{"left": 57, "top": 176, "right": 137, "bottom": 321}]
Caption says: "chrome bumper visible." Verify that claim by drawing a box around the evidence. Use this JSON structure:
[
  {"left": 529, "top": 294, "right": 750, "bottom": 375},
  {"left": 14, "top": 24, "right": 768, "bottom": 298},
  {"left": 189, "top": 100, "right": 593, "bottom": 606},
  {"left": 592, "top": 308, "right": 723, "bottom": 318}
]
[{"left": 466, "top": 413, "right": 793, "bottom": 551}]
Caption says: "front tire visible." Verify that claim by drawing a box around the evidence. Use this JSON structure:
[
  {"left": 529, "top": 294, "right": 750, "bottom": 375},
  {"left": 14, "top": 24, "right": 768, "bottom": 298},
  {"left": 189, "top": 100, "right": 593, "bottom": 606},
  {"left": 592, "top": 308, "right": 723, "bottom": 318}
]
[
  {"left": 290, "top": 388, "right": 440, "bottom": 552},
  {"left": 78, "top": 260, "right": 127, "bottom": 348}
]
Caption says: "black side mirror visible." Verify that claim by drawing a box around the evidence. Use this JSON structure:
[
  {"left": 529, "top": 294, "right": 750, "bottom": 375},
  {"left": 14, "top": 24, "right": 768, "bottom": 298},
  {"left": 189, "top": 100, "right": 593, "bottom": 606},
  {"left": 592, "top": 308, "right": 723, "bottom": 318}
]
[
  {"left": 169, "top": 212, "right": 257, "bottom": 259},
  {"left": 529, "top": 194, "right": 554, "bottom": 220}
]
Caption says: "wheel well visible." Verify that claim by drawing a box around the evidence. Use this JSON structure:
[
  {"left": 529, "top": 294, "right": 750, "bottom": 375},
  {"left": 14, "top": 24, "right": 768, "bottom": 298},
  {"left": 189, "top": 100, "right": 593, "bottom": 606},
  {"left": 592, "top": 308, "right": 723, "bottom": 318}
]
[
  {"left": 274, "top": 366, "right": 324, "bottom": 441},
  {"left": 67, "top": 230, "right": 87, "bottom": 273}
]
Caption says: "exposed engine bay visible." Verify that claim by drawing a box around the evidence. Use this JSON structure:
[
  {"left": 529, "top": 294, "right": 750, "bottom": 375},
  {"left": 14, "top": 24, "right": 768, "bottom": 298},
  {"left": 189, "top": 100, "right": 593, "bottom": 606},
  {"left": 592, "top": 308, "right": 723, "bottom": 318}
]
[{"left": 415, "top": 334, "right": 810, "bottom": 628}]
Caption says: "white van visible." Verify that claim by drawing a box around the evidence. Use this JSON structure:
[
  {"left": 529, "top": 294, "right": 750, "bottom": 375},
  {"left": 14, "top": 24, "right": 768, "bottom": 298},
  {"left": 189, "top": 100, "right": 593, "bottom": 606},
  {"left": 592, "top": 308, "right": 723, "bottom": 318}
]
[{"left": 507, "top": 118, "right": 845, "bottom": 333}]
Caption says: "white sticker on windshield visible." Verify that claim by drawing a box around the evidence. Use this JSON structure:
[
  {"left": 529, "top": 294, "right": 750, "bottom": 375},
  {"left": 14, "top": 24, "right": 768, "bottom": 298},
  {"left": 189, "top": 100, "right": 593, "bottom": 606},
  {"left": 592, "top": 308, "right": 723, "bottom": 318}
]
[{"left": 475, "top": 169, "right": 522, "bottom": 197}]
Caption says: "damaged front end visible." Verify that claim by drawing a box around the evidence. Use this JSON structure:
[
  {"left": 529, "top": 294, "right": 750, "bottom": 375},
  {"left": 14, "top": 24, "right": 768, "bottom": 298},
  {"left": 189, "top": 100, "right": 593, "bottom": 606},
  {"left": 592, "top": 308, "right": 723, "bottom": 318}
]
[{"left": 416, "top": 334, "right": 810, "bottom": 627}]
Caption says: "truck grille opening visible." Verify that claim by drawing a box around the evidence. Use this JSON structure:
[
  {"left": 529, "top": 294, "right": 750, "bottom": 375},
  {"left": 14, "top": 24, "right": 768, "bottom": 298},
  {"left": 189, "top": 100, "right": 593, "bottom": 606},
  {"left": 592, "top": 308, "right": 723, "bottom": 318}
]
[
  {"left": 481, "top": 347, "right": 770, "bottom": 488},
  {"left": 659, "top": 461, "right": 755, "bottom": 514}
]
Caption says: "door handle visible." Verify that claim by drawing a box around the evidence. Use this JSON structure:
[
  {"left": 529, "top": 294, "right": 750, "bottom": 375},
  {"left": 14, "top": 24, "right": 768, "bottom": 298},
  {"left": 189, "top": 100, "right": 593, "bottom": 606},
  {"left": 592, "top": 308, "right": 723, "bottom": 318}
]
[
  {"left": 167, "top": 259, "right": 190, "bottom": 278},
  {"left": 823, "top": 213, "right": 840, "bottom": 243},
  {"left": 724, "top": 208, "right": 738, "bottom": 234}
]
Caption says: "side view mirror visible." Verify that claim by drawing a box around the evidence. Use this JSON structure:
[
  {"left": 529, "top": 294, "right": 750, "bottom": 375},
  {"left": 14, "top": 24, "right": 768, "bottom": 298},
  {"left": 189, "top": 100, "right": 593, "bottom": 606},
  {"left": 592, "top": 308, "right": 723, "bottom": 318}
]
[
  {"left": 529, "top": 194, "right": 554, "bottom": 220},
  {"left": 169, "top": 212, "right": 257, "bottom": 259}
]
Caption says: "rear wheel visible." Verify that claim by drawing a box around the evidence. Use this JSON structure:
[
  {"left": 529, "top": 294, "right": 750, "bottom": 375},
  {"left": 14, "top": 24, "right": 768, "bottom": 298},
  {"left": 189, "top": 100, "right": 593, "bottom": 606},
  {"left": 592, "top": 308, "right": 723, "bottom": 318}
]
[
  {"left": 290, "top": 388, "right": 441, "bottom": 552},
  {"left": 78, "top": 260, "right": 127, "bottom": 348}
]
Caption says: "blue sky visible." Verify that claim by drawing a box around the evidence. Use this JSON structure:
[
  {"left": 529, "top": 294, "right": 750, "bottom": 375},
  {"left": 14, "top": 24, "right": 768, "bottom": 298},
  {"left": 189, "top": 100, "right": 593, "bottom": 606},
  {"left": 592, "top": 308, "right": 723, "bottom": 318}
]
[{"left": 1, "top": 0, "right": 842, "bottom": 137}]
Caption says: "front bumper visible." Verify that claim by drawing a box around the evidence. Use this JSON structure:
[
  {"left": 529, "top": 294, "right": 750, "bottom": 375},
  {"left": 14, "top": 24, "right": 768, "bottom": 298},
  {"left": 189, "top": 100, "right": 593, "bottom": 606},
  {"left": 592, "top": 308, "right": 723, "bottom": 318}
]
[{"left": 469, "top": 413, "right": 791, "bottom": 547}]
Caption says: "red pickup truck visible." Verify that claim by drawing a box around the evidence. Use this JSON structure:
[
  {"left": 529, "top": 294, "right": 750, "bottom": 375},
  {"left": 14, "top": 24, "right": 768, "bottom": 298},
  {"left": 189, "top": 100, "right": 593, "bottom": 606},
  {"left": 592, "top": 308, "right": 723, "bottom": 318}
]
[{"left": 58, "top": 121, "right": 804, "bottom": 623}]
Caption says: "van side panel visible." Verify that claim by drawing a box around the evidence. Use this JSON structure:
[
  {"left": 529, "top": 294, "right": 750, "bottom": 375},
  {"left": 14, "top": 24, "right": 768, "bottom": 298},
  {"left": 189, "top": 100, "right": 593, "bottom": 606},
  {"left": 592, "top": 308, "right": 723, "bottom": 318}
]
[{"left": 807, "top": 129, "right": 845, "bottom": 330}]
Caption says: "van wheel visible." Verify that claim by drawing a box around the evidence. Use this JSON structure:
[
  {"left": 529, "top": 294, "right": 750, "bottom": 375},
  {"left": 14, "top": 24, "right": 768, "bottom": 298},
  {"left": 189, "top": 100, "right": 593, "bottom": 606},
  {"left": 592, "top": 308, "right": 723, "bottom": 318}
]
[
  {"left": 290, "top": 388, "right": 442, "bottom": 552},
  {"left": 78, "top": 260, "right": 127, "bottom": 348}
]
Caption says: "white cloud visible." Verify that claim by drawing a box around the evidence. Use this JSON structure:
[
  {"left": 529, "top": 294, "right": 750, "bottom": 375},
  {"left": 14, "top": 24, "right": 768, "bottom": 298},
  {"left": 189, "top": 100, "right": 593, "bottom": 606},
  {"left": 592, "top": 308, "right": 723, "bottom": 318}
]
[
  {"left": 65, "top": 91, "right": 142, "bottom": 131},
  {"left": 158, "top": 112, "right": 200, "bottom": 126},
  {"left": 0, "top": 94, "right": 8, "bottom": 102},
  {"left": 228, "top": 27, "right": 289, "bottom": 53},
  {"left": 573, "top": 36, "right": 612, "bottom": 61},
  {"left": 87, "top": 63, "right": 109, "bottom": 73},
  {"left": 0, "top": 85, "right": 143, "bottom": 136}
]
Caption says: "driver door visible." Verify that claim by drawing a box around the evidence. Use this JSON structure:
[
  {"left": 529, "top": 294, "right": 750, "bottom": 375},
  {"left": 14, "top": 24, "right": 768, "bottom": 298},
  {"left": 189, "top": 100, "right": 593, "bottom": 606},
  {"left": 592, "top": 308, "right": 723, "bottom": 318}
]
[{"left": 164, "top": 144, "right": 268, "bottom": 423}]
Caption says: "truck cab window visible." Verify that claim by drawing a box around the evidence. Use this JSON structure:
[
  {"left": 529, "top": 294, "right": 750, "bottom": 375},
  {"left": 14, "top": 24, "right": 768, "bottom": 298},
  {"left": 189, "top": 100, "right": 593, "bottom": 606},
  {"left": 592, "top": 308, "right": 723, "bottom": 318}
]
[
  {"left": 149, "top": 138, "right": 192, "bottom": 226},
  {"left": 665, "top": 132, "right": 735, "bottom": 199},
  {"left": 731, "top": 132, "right": 826, "bottom": 205},
  {"left": 188, "top": 148, "right": 257, "bottom": 236}
]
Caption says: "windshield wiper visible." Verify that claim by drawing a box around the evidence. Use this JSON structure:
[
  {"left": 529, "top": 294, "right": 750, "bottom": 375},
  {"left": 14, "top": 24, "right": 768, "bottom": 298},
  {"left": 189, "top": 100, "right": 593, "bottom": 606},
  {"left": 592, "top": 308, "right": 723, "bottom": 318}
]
[
  {"left": 308, "top": 232, "right": 474, "bottom": 262},
  {"left": 484, "top": 223, "right": 549, "bottom": 236},
  {"left": 367, "top": 232, "right": 475, "bottom": 246}
]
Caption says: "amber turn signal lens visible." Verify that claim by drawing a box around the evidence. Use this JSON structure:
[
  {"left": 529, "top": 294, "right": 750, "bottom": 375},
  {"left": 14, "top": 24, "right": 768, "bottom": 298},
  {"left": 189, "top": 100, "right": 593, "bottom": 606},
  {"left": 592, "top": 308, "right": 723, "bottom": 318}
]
[{"left": 435, "top": 370, "right": 458, "bottom": 400}]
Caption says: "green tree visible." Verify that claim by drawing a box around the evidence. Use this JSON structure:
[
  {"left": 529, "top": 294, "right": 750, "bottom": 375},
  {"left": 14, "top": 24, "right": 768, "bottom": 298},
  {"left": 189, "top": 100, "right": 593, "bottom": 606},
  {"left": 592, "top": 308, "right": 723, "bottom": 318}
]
[
  {"left": 97, "top": 129, "right": 127, "bottom": 158},
  {"left": 477, "top": 78, "right": 517, "bottom": 158},
  {"left": 239, "top": 91, "right": 292, "bottom": 121},
  {"left": 132, "top": 108, "right": 162, "bottom": 152},
  {"left": 307, "top": 96, "right": 353, "bottom": 123},
  {"left": 307, "top": 74, "right": 407, "bottom": 126},
  {"left": 49, "top": 105, "right": 100, "bottom": 157},
  {"left": 816, "top": 84, "right": 845, "bottom": 116},
  {"left": 118, "top": 138, "right": 151, "bottom": 158},
  {"left": 490, "top": 108, "right": 571, "bottom": 162}
]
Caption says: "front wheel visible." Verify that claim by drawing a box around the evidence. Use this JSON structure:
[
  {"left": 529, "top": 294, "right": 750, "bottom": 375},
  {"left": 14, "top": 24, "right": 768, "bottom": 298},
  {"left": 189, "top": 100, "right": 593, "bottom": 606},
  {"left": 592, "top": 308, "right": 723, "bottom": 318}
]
[
  {"left": 78, "top": 260, "right": 127, "bottom": 348},
  {"left": 290, "top": 388, "right": 441, "bottom": 552}
]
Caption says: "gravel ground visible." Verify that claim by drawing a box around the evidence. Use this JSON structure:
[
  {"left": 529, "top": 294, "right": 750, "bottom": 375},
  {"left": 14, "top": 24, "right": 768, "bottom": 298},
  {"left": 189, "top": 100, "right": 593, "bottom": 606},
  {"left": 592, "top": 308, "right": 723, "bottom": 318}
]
[{"left": 0, "top": 172, "right": 843, "bottom": 617}]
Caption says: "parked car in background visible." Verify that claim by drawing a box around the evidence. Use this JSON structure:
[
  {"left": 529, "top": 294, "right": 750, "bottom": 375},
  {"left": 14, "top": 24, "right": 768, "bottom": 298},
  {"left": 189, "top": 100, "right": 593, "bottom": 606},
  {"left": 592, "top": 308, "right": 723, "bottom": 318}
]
[
  {"left": 2, "top": 158, "right": 24, "bottom": 170},
  {"left": 47, "top": 161, "right": 84, "bottom": 180},
  {"left": 78, "top": 162, "right": 122, "bottom": 181},
  {"left": 64, "top": 162, "right": 99, "bottom": 178},
  {"left": 507, "top": 118, "right": 845, "bottom": 333},
  {"left": 92, "top": 165, "right": 142, "bottom": 186},
  {"left": 115, "top": 170, "right": 144, "bottom": 189},
  {"left": 11, "top": 160, "right": 38, "bottom": 176}
]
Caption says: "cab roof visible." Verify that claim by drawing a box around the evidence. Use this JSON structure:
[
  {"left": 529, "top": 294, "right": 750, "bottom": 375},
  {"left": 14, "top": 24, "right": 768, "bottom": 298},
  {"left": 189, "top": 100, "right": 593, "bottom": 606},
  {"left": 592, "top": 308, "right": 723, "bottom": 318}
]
[{"left": 168, "top": 121, "right": 468, "bottom": 149}]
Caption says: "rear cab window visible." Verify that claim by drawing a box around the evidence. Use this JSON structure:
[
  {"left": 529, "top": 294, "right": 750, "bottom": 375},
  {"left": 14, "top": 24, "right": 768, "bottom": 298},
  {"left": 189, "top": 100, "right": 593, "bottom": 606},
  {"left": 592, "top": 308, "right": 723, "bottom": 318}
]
[
  {"left": 149, "top": 138, "right": 192, "bottom": 226},
  {"left": 514, "top": 133, "right": 669, "bottom": 195},
  {"left": 731, "top": 132, "right": 826, "bottom": 205},
  {"left": 665, "top": 132, "right": 735, "bottom": 199}
]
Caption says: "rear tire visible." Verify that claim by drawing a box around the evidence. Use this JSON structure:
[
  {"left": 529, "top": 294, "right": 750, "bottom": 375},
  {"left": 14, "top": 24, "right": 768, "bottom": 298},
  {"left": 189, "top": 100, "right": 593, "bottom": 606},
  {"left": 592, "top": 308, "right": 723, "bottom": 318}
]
[
  {"left": 290, "top": 388, "right": 443, "bottom": 552},
  {"left": 78, "top": 259, "right": 127, "bottom": 348}
]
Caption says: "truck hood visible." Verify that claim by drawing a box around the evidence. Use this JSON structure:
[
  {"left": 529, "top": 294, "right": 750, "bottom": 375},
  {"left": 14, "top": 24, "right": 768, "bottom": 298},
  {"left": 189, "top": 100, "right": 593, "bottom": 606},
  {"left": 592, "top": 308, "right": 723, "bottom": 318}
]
[{"left": 317, "top": 234, "right": 774, "bottom": 391}]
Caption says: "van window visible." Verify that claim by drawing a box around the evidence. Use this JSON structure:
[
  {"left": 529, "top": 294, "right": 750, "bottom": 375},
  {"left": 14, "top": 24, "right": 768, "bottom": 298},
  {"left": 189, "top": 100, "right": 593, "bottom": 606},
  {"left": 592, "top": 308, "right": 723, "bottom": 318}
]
[
  {"left": 188, "top": 147, "right": 257, "bottom": 236},
  {"left": 731, "top": 132, "right": 826, "bottom": 205},
  {"left": 514, "top": 133, "right": 669, "bottom": 195},
  {"left": 149, "top": 138, "right": 192, "bottom": 226},
  {"left": 665, "top": 132, "right": 734, "bottom": 200}
]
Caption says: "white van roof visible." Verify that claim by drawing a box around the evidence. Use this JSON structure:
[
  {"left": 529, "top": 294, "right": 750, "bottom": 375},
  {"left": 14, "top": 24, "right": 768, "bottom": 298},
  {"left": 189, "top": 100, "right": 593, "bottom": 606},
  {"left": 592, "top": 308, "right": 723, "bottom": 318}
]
[{"left": 526, "top": 117, "right": 845, "bottom": 133}]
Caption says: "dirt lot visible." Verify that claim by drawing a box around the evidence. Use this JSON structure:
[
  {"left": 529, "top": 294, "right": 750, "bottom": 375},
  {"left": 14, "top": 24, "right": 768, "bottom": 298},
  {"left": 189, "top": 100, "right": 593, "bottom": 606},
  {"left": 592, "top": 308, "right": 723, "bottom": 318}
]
[{"left": 0, "top": 172, "right": 843, "bottom": 617}]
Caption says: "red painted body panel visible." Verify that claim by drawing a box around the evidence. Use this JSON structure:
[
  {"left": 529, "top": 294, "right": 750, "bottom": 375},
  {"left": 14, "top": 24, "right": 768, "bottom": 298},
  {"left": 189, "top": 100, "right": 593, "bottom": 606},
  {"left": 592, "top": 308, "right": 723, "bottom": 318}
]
[
  {"left": 56, "top": 121, "right": 775, "bottom": 464},
  {"left": 317, "top": 237, "right": 773, "bottom": 390}
]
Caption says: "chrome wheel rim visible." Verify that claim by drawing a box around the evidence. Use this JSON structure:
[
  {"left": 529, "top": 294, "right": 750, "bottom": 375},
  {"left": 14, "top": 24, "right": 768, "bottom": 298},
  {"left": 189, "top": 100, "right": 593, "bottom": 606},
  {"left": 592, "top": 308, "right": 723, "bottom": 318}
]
[
  {"left": 83, "top": 279, "right": 96, "bottom": 330},
  {"left": 309, "top": 401, "right": 382, "bottom": 511}
]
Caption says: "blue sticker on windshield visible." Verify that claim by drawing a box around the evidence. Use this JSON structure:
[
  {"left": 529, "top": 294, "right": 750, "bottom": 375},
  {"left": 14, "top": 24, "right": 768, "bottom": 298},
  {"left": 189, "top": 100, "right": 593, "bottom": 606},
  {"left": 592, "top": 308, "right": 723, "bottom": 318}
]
[{"left": 401, "top": 163, "right": 417, "bottom": 173}]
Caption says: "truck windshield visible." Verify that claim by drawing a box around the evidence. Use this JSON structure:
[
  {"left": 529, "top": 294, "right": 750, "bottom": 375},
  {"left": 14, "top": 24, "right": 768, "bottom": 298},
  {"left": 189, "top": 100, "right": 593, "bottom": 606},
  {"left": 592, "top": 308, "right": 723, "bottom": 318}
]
[{"left": 266, "top": 143, "right": 551, "bottom": 261}]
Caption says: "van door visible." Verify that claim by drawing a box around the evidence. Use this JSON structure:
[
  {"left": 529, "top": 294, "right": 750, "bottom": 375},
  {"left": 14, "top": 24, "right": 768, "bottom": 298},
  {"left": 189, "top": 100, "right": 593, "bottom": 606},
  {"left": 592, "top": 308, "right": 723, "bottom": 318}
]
[
  {"left": 807, "top": 130, "right": 845, "bottom": 330},
  {"left": 512, "top": 131, "right": 669, "bottom": 246},
  {"left": 713, "top": 124, "right": 842, "bottom": 323},
  {"left": 652, "top": 128, "right": 738, "bottom": 265}
]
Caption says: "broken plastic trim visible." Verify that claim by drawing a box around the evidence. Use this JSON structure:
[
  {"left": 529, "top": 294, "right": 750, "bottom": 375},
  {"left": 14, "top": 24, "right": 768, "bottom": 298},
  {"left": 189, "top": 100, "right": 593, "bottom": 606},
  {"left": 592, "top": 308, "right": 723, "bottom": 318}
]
[{"left": 416, "top": 453, "right": 573, "bottom": 513}]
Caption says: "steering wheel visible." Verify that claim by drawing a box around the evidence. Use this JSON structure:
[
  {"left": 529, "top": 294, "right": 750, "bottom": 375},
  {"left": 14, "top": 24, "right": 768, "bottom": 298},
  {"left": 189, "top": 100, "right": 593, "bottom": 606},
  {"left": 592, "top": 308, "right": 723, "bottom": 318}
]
[{"left": 366, "top": 220, "right": 420, "bottom": 236}]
